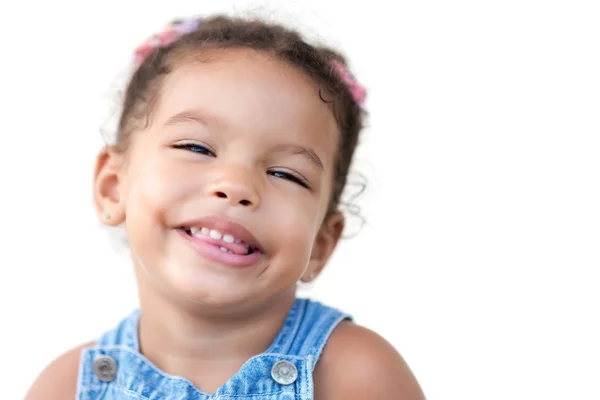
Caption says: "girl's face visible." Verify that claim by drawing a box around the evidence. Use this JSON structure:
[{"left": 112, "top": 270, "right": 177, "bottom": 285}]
[{"left": 95, "top": 49, "right": 343, "bottom": 311}]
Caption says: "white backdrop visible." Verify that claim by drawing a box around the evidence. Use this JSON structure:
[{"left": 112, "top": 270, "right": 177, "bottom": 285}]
[{"left": 1, "top": 1, "right": 598, "bottom": 399}]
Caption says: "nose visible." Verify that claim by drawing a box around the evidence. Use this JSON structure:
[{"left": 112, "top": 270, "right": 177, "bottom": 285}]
[{"left": 206, "top": 167, "right": 260, "bottom": 210}]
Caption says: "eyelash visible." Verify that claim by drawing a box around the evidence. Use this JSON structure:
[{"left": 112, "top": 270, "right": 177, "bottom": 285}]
[
  {"left": 173, "top": 142, "right": 311, "bottom": 189},
  {"left": 172, "top": 142, "right": 215, "bottom": 157},
  {"left": 268, "top": 170, "right": 311, "bottom": 189}
]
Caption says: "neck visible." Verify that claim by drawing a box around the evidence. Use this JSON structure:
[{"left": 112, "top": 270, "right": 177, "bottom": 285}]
[{"left": 135, "top": 282, "right": 296, "bottom": 392}]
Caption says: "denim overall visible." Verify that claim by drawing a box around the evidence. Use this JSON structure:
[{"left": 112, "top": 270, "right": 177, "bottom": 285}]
[{"left": 76, "top": 298, "right": 351, "bottom": 399}]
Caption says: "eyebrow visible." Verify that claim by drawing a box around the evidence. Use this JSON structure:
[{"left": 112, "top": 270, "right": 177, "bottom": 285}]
[
  {"left": 163, "top": 109, "right": 225, "bottom": 128},
  {"left": 273, "top": 144, "right": 324, "bottom": 171}
]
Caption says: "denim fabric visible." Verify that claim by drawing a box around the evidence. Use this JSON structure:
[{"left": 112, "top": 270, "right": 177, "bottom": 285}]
[{"left": 76, "top": 298, "right": 350, "bottom": 399}]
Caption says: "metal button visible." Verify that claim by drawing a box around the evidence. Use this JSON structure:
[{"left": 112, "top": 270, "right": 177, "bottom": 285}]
[
  {"left": 93, "top": 355, "right": 117, "bottom": 382},
  {"left": 271, "top": 360, "right": 298, "bottom": 385}
]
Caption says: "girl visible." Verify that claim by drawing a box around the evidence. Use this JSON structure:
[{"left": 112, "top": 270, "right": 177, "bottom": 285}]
[{"left": 26, "top": 15, "right": 424, "bottom": 400}]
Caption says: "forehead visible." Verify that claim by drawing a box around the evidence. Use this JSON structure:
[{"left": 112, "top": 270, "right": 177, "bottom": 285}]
[{"left": 151, "top": 48, "right": 339, "bottom": 160}]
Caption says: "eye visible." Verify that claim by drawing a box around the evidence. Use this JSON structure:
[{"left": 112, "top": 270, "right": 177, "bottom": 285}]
[
  {"left": 172, "top": 142, "right": 215, "bottom": 157},
  {"left": 268, "top": 170, "right": 311, "bottom": 189}
]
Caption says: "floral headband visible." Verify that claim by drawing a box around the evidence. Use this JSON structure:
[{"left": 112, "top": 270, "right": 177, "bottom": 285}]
[{"left": 134, "top": 18, "right": 367, "bottom": 108}]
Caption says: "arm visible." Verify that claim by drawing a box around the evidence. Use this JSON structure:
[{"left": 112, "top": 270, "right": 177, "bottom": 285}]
[
  {"left": 24, "top": 341, "right": 95, "bottom": 400},
  {"left": 314, "top": 322, "right": 425, "bottom": 400}
]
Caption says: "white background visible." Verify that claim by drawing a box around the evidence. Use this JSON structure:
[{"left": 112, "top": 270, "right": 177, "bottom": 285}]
[{"left": 1, "top": 1, "right": 598, "bottom": 399}]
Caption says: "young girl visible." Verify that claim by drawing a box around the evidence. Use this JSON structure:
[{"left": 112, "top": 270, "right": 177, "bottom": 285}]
[{"left": 26, "top": 15, "right": 424, "bottom": 400}]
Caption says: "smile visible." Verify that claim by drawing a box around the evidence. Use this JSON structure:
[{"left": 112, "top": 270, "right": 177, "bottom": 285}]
[
  {"left": 175, "top": 216, "right": 264, "bottom": 268},
  {"left": 182, "top": 226, "right": 257, "bottom": 255}
]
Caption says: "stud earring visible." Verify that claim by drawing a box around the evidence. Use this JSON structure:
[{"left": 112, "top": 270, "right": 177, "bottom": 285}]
[
  {"left": 103, "top": 212, "right": 111, "bottom": 221},
  {"left": 301, "top": 272, "right": 316, "bottom": 283}
]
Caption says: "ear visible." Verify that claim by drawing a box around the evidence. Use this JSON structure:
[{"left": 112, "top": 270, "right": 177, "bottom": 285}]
[
  {"left": 93, "top": 146, "right": 126, "bottom": 226},
  {"left": 302, "top": 212, "right": 345, "bottom": 282}
]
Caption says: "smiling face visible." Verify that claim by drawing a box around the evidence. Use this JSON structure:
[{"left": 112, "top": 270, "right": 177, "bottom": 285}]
[{"left": 94, "top": 48, "right": 344, "bottom": 311}]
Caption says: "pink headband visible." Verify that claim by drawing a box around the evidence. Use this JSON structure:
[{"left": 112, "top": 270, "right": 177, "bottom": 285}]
[{"left": 134, "top": 18, "right": 367, "bottom": 108}]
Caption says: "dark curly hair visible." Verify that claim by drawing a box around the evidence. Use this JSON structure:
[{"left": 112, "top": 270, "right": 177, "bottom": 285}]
[{"left": 116, "top": 15, "right": 366, "bottom": 218}]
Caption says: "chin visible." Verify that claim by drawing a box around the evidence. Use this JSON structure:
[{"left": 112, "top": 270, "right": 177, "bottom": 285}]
[
  {"left": 159, "top": 261, "right": 264, "bottom": 308},
  {"left": 134, "top": 238, "right": 299, "bottom": 312}
]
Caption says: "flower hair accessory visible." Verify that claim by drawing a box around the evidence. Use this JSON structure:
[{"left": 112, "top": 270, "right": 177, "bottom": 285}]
[
  {"left": 330, "top": 60, "right": 367, "bottom": 108},
  {"left": 134, "top": 18, "right": 203, "bottom": 65},
  {"left": 133, "top": 17, "right": 366, "bottom": 107}
]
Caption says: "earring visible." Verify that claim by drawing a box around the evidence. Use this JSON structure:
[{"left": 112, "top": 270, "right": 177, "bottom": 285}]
[{"left": 103, "top": 212, "right": 111, "bottom": 221}]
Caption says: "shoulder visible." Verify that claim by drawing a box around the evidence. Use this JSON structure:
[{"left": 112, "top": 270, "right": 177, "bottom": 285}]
[
  {"left": 24, "top": 341, "right": 95, "bottom": 400},
  {"left": 314, "top": 321, "right": 425, "bottom": 400}
]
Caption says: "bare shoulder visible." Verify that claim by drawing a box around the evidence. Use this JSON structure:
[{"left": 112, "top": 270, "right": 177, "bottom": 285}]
[
  {"left": 314, "top": 321, "right": 425, "bottom": 400},
  {"left": 24, "top": 341, "right": 95, "bottom": 400}
]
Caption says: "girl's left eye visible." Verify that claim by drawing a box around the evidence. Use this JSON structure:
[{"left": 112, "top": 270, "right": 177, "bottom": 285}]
[
  {"left": 268, "top": 170, "right": 311, "bottom": 189},
  {"left": 173, "top": 142, "right": 215, "bottom": 157}
]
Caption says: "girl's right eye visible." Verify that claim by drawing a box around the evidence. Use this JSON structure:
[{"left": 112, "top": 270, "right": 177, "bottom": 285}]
[{"left": 172, "top": 142, "right": 215, "bottom": 157}]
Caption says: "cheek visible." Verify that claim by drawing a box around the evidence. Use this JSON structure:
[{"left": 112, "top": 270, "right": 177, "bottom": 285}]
[
  {"left": 123, "top": 154, "right": 199, "bottom": 227},
  {"left": 262, "top": 191, "right": 321, "bottom": 257}
]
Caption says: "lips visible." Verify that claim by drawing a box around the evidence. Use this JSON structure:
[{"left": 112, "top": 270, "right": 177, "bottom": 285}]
[
  {"left": 175, "top": 216, "right": 264, "bottom": 268},
  {"left": 183, "top": 226, "right": 256, "bottom": 255}
]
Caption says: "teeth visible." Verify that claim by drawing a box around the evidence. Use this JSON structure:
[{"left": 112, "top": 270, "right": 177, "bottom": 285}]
[
  {"left": 209, "top": 229, "right": 223, "bottom": 240},
  {"left": 219, "top": 246, "right": 232, "bottom": 254},
  {"left": 187, "top": 226, "right": 251, "bottom": 249}
]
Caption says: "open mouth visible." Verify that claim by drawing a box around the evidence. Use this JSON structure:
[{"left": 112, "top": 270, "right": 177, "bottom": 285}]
[{"left": 180, "top": 226, "right": 260, "bottom": 256}]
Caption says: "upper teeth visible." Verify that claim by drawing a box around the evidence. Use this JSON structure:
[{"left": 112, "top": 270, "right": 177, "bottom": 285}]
[{"left": 188, "top": 227, "right": 250, "bottom": 248}]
